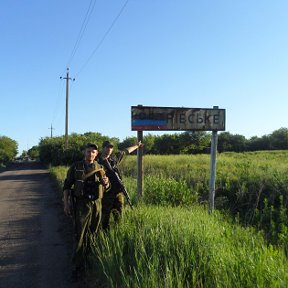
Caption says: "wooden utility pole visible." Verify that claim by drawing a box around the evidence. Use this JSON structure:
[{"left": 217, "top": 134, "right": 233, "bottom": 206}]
[
  {"left": 48, "top": 124, "right": 55, "bottom": 138},
  {"left": 60, "top": 68, "right": 74, "bottom": 149}
]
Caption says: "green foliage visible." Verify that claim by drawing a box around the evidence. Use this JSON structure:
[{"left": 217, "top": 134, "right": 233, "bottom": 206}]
[
  {"left": 38, "top": 132, "right": 119, "bottom": 165},
  {"left": 49, "top": 165, "right": 68, "bottom": 191},
  {"left": 147, "top": 131, "right": 210, "bottom": 155},
  {"left": 33, "top": 127, "right": 288, "bottom": 165},
  {"left": 50, "top": 154, "right": 288, "bottom": 286},
  {"left": 248, "top": 135, "right": 271, "bottom": 151},
  {"left": 218, "top": 132, "right": 247, "bottom": 152},
  {"left": 124, "top": 127, "right": 288, "bottom": 154},
  {"left": 153, "top": 133, "right": 181, "bottom": 155},
  {"left": 143, "top": 175, "right": 198, "bottom": 206},
  {"left": 121, "top": 154, "right": 210, "bottom": 199},
  {"left": 0, "top": 136, "right": 18, "bottom": 164},
  {"left": 269, "top": 128, "right": 288, "bottom": 150},
  {"left": 50, "top": 150, "right": 288, "bottom": 252},
  {"left": 142, "top": 133, "right": 156, "bottom": 154},
  {"left": 179, "top": 131, "right": 211, "bottom": 154},
  {"left": 27, "top": 145, "right": 40, "bottom": 159},
  {"left": 90, "top": 205, "right": 288, "bottom": 287},
  {"left": 245, "top": 128, "right": 288, "bottom": 151},
  {"left": 119, "top": 152, "right": 288, "bottom": 251}
]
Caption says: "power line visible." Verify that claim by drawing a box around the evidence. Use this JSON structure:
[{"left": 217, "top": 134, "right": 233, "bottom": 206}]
[
  {"left": 66, "top": 0, "right": 98, "bottom": 67},
  {"left": 51, "top": 77, "right": 65, "bottom": 127},
  {"left": 75, "top": 0, "right": 130, "bottom": 77}
]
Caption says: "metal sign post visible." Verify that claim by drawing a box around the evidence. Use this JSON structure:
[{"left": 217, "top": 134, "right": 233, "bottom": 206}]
[
  {"left": 208, "top": 106, "right": 219, "bottom": 213},
  {"left": 137, "top": 130, "right": 144, "bottom": 199}
]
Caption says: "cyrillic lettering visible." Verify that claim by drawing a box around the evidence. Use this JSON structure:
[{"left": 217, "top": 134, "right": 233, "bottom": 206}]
[
  {"left": 180, "top": 113, "right": 186, "bottom": 124},
  {"left": 213, "top": 115, "right": 220, "bottom": 124},
  {"left": 197, "top": 114, "right": 204, "bottom": 123}
]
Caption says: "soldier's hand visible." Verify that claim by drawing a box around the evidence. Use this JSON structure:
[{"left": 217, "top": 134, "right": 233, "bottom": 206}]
[{"left": 101, "top": 176, "right": 109, "bottom": 185}]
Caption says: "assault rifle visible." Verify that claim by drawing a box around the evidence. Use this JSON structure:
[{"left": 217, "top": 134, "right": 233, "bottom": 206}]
[
  {"left": 67, "top": 189, "right": 77, "bottom": 236},
  {"left": 102, "top": 158, "right": 133, "bottom": 209}
]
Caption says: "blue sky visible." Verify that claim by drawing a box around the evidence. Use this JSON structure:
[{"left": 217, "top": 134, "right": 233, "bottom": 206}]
[{"left": 1, "top": 0, "right": 288, "bottom": 154}]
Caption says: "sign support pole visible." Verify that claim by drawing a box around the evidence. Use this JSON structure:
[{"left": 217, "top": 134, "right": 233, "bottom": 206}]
[
  {"left": 137, "top": 130, "right": 144, "bottom": 199},
  {"left": 208, "top": 106, "right": 219, "bottom": 213}
]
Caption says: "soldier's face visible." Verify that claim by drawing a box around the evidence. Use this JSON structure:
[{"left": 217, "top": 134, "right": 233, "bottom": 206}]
[
  {"left": 104, "top": 146, "right": 113, "bottom": 157},
  {"left": 85, "top": 148, "right": 98, "bottom": 163}
]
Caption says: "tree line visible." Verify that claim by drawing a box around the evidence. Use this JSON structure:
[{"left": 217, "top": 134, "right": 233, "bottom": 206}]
[
  {"left": 1, "top": 127, "right": 288, "bottom": 166},
  {"left": 0, "top": 136, "right": 18, "bottom": 166},
  {"left": 33, "top": 127, "right": 288, "bottom": 166}
]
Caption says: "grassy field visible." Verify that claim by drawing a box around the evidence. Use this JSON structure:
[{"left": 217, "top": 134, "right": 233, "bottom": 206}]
[
  {"left": 50, "top": 151, "right": 288, "bottom": 287},
  {"left": 90, "top": 205, "right": 288, "bottom": 287},
  {"left": 120, "top": 151, "right": 288, "bottom": 249}
]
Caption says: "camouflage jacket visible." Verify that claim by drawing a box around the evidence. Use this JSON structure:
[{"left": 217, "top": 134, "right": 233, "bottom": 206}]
[{"left": 63, "top": 160, "right": 109, "bottom": 199}]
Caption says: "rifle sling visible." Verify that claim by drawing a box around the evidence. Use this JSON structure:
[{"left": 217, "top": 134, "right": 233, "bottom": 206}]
[{"left": 83, "top": 168, "right": 105, "bottom": 180}]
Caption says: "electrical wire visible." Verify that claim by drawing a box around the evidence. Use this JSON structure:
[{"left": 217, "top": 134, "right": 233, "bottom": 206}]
[
  {"left": 75, "top": 0, "right": 130, "bottom": 77},
  {"left": 50, "top": 78, "right": 65, "bottom": 133},
  {"left": 66, "top": 0, "right": 98, "bottom": 68},
  {"left": 56, "top": 0, "right": 130, "bottom": 131}
]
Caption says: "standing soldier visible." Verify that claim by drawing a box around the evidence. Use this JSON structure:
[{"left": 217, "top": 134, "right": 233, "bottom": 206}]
[
  {"left": 63, "top": 143, "right": 110, "bottom": 281},
  {"left": 98, "top": 140, "right": 143, "bottom": 230}
]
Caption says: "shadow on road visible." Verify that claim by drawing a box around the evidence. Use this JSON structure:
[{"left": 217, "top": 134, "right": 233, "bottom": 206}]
[{"left": 0, "top": 161, "right": 74, "bottom": 288}]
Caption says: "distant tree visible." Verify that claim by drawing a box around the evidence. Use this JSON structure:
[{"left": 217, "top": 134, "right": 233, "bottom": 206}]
[
  {"left": 269, "top": 128, "right": 288, "bottom": 150},
  {"left": 38, "top": 132, "right": 118, "bottom": 166},
  {"left": 21, "top": 150, "right": 28, "bottom": 159},
  {"left": 153, "top": 134, "right": 180, "bottom": 154},
  {"left": 179, "top": 131, "right": 210, "bottom": 154},
  {"left": 231, "top": 134, "right": 247, "bottom": 152},
  {"left": 218, "top": 132, "right": 247, "bottom": 152},
  {"left": 247, "top": 135, "right": 271, "bottom": 151},
  {"left": 28, "top": 146, "right": 40, "bottom": 159},
  {"left": 143, "top": 133, "right": 156, "bottom": 154},
  {"left": 38, "top": 136, "right": 65, "bottom": 165},
  {"left": 35, "top": 127, "right": 288, "bottom": 165},
  {"left": 0, "top": 136, "right": 18, "bottom": 164},
  {"left": 218, "top": 132, "right": 233, "bottom": 152}
]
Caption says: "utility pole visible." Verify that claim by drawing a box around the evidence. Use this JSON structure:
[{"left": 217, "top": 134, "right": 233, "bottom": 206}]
[
  {"left": 60, "top": 68, "right": 75, "bottom": 149},
  {"left": 48, "top": 124, "right": 55, "bottom": 138}
]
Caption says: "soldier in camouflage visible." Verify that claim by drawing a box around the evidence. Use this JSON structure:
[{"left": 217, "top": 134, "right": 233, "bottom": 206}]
[
  {"left": 63, "top": 143, "right": 110, "bottom": 280},
  {"left": 98, "top": 140, "right": 143, "bottom": 230}
]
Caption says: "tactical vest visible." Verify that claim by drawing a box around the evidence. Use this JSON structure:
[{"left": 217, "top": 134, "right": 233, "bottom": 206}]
[{"left": 73, "top": 161, "right": 104, "bottom": 200}]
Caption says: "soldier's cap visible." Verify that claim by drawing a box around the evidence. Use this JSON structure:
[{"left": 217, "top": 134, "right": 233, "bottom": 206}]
[
  {"left": 102, "top": 140, "right": 114, "bottom": 148},
  {"left": 85, "top": 143, "right": 98, "bottom": 150}
]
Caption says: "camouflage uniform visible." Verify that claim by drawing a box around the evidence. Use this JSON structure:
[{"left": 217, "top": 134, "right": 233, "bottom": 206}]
[
  {"left": 98, "top": 151, "right": 126, "bottom": 230},
  {"left": 63, "top": 160, "right": 108, "bottom": 270}
]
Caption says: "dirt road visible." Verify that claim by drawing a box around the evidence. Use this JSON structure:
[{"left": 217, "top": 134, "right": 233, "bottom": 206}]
[{"left": 0, "top": 162, "right": 73, "bottom": 288}]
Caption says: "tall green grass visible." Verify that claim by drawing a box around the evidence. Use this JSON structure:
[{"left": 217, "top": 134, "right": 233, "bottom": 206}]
[
  {"left": 50, "top": 151, "right": 288, "bottom": 250},
  {"left": 119, "top": 152, "right": 288, "bottom": 249},
  {"left": 90, "top": 205, "right": 288, "bottom": 288},
  {"left": 50, "top": 153, "right": 288, "bottom": 287},
  {"left": 49, "top": 165, "right": 68, "bottom": 191}
]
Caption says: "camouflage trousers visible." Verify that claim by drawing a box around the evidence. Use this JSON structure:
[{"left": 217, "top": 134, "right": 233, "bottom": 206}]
[
  {"left": 101, "top": 190, "right": 124, "bottom": 230},
  {"left": 72, "top": 197, "right": 102, "bottom": 269}
]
